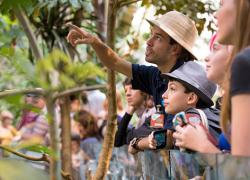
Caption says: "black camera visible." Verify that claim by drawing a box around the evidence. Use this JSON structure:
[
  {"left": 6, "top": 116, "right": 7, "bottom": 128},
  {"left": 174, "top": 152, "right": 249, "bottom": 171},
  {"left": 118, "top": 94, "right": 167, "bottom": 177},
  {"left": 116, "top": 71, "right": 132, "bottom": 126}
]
[{"left": 153, "top": 129, "right": 167, "bottom": 149}]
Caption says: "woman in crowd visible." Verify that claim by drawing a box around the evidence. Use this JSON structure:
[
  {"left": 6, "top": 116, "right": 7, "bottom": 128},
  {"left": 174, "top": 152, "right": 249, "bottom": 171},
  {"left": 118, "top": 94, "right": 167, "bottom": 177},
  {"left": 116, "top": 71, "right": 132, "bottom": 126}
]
[
  {"left": 218, "top": 0, "right": 250, "bottom": 156},
  {"left": 75, "top": 109, "right": 101, "bottom": 159}
]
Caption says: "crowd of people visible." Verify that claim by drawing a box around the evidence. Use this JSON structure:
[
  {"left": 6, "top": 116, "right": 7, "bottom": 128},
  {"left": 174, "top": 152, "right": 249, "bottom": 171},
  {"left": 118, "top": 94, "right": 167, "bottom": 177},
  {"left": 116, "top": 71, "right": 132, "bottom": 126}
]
[
  {"left": 1, "top": 0, "right": 250, "bottom": 179},
  {"left": 67, "top": 0, "right": 250, "bottom": 156}
]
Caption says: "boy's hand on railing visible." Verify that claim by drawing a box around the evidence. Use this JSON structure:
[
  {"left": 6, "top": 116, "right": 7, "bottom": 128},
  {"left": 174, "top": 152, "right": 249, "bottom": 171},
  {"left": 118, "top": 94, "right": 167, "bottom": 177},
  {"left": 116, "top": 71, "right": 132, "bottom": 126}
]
[
  {"left": 148, "top": 132, "right": 157, "bottom": 149},
  {"left": 128, "top": 144, "right": 139, "bottom": 154}
]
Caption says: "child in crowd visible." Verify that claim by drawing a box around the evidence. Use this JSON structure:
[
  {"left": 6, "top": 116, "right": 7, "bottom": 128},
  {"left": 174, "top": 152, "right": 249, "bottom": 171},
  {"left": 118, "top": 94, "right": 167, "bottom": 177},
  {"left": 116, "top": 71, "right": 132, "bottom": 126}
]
[
  {"left": 0, "top": 110, "right": 20, "bottom": 145},
  {"left": 71, "top": 134, "right": 90, "bottom": 180},
  {"left": 114, "top": 78, "right": 155, "bottom": 147},
  {"left": 71, "top": 134, "right": 90, "bottom": 170},
  {"left": 128, "top": 61, "right": 220, "bottom": 153}
]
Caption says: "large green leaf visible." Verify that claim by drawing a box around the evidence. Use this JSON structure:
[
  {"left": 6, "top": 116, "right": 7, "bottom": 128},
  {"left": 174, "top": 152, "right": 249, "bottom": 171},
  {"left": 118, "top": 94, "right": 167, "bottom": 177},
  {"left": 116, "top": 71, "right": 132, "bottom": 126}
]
[
  {"left": 0, "top": 0, "right": 35, "bottom": 14},
  {"left": 24, "top": 144, "right": 52, "bottom": 155}
]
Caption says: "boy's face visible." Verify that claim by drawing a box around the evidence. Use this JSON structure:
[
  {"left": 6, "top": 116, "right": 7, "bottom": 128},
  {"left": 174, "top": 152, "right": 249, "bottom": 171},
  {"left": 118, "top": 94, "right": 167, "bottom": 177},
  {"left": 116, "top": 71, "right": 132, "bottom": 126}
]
[
  {"left": 124, "top": 85, "right": 145, "bottom": 107},
  {"left": 162, "top": 80, "right": 192, "bottom": 115}
]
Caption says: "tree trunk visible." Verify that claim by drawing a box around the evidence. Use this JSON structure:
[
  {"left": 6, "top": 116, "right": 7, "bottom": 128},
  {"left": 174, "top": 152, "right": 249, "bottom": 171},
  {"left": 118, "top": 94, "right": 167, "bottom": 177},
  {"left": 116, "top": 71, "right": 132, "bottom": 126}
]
[
  {"left": 60, "top": 96, "right": 72, "bottom": 177},
  {"left": 93, "top": 0, "right": 118, "bottom": 179},
  {"left": 46, "top": 95, "right": 61, "bottom": 180}
]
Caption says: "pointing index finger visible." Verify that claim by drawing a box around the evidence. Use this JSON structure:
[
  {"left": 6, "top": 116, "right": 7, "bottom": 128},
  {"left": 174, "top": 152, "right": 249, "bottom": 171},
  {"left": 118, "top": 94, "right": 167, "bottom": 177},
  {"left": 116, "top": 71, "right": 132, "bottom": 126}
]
[{"left": 66, "top": 23, "right": 86, "bottom": 35}]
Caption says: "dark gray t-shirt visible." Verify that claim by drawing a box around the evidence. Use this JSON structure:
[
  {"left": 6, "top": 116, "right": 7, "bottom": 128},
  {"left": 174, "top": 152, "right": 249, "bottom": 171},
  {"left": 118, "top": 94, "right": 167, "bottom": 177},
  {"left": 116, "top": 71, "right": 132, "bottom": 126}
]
[{"left": 231, "top": 47, "right": 250, "bottom": 96}]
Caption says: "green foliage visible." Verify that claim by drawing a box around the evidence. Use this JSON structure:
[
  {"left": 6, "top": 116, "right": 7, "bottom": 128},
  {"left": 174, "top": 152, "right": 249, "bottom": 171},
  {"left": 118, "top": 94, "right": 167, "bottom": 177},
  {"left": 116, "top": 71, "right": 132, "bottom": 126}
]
[
  {"left": 2, "top": 95, "right": 22, "bottom": 105},
  {"left": 0, "top": 14, "right": 34, "bottom": 89},
  {"left": 20, "top": 143, "right": 53, "bottom": 155},
  {"left": 36, "top": 49, "right": 105, "bottom": 91},
  {"left": 0, "top": 0, "right": 35, "bottom": 14},
  {"left": 26, "top": 0, "right": 97, "bottom": 52},
  {"left": 0, "top": 15, "right": 24, "bottom": 53},
  {"left": 141, "top": 0, "right": 216, "bottom": 34},
  {"left": 0, "top": 49, "right": 36, "bottom": 90}
]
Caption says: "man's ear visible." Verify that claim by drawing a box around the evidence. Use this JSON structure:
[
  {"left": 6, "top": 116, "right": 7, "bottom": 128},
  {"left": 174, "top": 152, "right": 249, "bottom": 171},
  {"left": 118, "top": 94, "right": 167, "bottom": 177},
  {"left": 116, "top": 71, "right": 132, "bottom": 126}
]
[
  {"left": 187, "top": 92, "right": 199, "bottom": 106},
  {"left": 171, "top": 44, "right": 182, "bottom": 56}
]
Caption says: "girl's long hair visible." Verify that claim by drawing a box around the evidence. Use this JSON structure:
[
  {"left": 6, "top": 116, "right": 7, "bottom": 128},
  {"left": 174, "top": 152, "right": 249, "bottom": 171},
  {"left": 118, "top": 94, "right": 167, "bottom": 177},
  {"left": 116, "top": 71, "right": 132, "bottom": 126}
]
[
  {"left": 75, "top": 109, "right": 99, "bottom": 139},
  {"left": 221, "top": 0, "right": 250, "bottom": 133}
]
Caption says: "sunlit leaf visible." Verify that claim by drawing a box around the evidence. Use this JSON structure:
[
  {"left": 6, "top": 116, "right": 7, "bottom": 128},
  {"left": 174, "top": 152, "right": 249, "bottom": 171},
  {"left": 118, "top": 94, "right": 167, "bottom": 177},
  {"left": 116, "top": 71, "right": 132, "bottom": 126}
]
[
  {"left": 59, "top": 73, "right": 76, "bottom": 89},
  {"left": 0, "top": 46, "right": 14, "bottom": 57},
  {"left": 25, "top": 144, "right": 53, "bottom": 156},
  {"left": 12, "top": 51, "right": 35, "bottom": 79},
  {"left": 2, "top": 94, "right": 22, "bottom": 105}
]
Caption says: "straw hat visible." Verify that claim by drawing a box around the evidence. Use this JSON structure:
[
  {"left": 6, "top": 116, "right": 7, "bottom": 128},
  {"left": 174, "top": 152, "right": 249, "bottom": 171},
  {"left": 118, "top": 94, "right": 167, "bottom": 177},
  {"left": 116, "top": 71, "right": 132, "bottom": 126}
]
[
  {"left": 147, "top": 11, "right": 198, "bottom": 60},
  {"left": 161, "top": 61, "right": 216, "bottom": 107}
]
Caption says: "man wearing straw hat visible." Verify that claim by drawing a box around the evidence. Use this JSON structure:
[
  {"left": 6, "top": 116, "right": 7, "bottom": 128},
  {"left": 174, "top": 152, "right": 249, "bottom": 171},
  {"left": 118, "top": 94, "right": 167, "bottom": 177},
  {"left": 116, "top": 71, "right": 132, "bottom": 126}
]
[{"left": 67, "top": 11, "right": 198, "bottom": 128}]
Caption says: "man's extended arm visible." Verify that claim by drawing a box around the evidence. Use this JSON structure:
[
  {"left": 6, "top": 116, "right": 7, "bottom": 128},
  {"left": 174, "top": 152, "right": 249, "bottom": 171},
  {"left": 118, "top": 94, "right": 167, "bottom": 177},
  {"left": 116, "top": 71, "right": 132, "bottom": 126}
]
[{"left": 67, "top": 24, "right": 132, "bottom": 78}]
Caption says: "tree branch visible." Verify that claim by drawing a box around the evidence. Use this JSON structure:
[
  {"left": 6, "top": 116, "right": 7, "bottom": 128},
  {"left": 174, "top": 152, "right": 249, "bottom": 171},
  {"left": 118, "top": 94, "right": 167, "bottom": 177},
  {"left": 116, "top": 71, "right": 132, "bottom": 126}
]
[
  {"left": 0, "top": 145, "right": 50, "bottom": 163},
  {"left": 53, "top": 84, "right": 107, "bottom": 99},
  {"left": 0, "top": 145, "right": 73, "bottom": 179},
  {"left": 0, "top": 84, "right": 106, "bottom": 99},
  {"left": 0, "top": 88, "right": 45, "bottom": 98}
]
